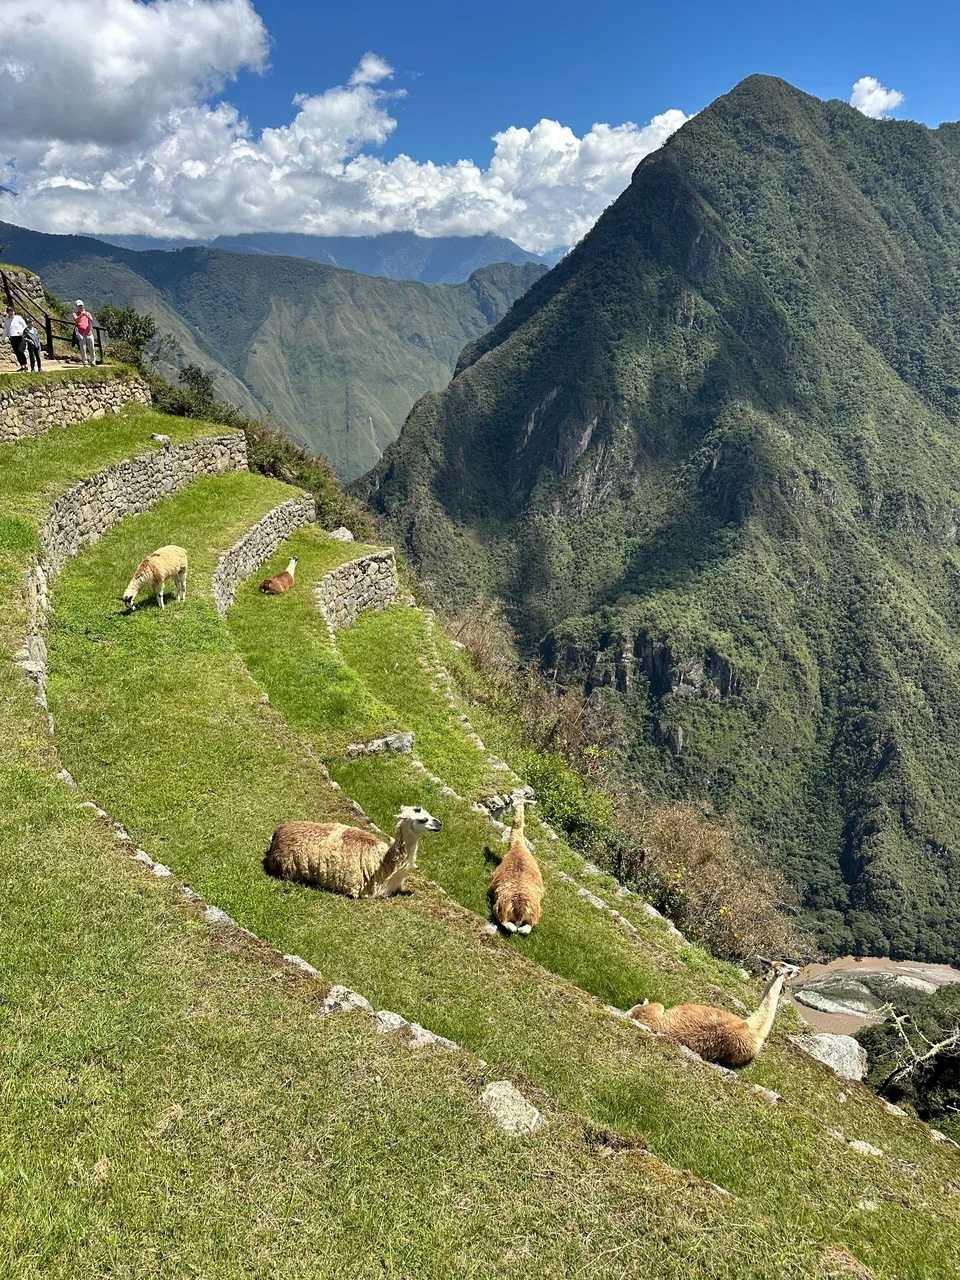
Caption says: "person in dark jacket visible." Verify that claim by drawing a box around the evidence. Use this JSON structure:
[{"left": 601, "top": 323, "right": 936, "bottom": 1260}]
[{"left": 24, "top": 321, "right": 43, "bottom": 372}]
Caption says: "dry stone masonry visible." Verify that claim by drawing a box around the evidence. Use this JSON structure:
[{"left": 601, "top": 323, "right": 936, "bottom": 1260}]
[
  {"left": 212, "top": 494, "right": 317, "bottom": 615},
  {"left": 2, "top": 267, "right": 46, "bottom": 310},
  {"left": 313, "top": 548, "right": 398, "bottom": 638},
  {"left": 0, "top": 373, "right": 152, "bottom": 443},
  {"left": 18, "top": 432, "right": 248, "bottom": 706}
]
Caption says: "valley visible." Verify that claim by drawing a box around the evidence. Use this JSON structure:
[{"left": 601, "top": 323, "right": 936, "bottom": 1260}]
[{"left": 0, "top": 221, "right": 545, "bottom": 478}]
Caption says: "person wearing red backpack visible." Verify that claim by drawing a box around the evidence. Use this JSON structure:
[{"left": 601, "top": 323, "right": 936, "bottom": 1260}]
[{"left": 73, "top": 300, "right": 96, "bottom": 366}]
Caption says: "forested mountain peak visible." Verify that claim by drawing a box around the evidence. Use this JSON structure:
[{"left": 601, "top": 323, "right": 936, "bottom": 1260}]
[{"left": 365, "top": 76, "right": 960, "bottom": 963}]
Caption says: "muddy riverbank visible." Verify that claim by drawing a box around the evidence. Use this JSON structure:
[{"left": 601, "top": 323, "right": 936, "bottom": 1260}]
[{"left": 787, "top": 955, "right": 960, "bottom": 1034}]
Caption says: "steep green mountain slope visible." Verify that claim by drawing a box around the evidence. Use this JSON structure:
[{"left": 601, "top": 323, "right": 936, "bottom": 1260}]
[
  {"left": 0, "top": 222, "right": 545, "bottom": 477},
  {"left": 97, "top": 230, "right": 552, "bottom": 281},
  {"left": 365, "top": 75, "right": 960, "bottom": 964}
]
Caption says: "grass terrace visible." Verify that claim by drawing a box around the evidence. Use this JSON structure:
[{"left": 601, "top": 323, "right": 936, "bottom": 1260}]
[
  {"left": 0, "top": 408, "right": 821, "bottom": 1279},
  {"left": 37, "top": 467, "right": 960, "bottom": 1280}
]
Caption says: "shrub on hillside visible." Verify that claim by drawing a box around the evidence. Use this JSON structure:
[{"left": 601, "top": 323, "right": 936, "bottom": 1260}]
[
  {"left": 857, "top": 983, "right": 960, "bottom": 1136},
  {"left": 244, "top": 421, "right": 373, "bottom": 539},
  {"left": 629, "top": 806, "right": 810, "bottom": 963}
]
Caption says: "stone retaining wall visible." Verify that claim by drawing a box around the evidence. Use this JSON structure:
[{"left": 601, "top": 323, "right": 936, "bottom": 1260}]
[
  {"left": 212, "top": 494, "right": 317, "bottom": 615},
  {"left": 18, "top": 432, "right": 248, "bottom": 703},
  {"left": 0, "top": 374, "right": 152, "bottom": 443},
  {"left": 2, "top": 267, "right": 46, "bottom": 311},
  {"left": 313, "top": 548, "right": 398, "bottom": 638}
]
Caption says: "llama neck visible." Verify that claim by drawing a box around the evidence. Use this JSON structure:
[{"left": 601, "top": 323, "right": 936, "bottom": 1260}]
[
  {"left": 745, "top": 972, "right": 785, "bottom": 1050},
  {"left": 512, "top": 802, "right": 525, "bottom": 841},
  {"left": 285, "top": 559, "right": 297, "bottom": 578},
  {"left": 367, "top": 824, "right": 417, "bottom": 895},
  {"left": 384, "top": 823, "right": 419, "bottom": 872}
]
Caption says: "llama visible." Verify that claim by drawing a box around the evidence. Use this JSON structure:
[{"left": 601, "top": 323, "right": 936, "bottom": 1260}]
[
  {"left": 263, "top": 805, "right": 441, "bottom": 898},
  {"left": 260, "top": 557, "right": 298, "bottom": 595},
  {"left": 627, "top": 962, "right": 798, "bottom": 1068},
  {"left": 121, "top": 545, "right": 188, "bottom": 612},
  {"left": 489, "top": 799, "right": 545, "bottom": 934}
]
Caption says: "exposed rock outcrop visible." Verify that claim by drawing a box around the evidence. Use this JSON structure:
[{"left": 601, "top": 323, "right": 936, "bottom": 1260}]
[{"left": 790, "top": 1033, "right": 868, "bottom": 1081}]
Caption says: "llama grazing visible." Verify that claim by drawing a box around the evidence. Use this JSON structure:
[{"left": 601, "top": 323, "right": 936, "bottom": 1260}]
[
  {"left": 121, "top": 545, "right": 188, "bottom": 612},
  {"left": 259, "top": 557, "right": 298, "bottom": 595},
  {"left": 263, "top": 805, "right": 441, "bottom": 898},
  {"left": 489, "top": 799, "right": 545, "bottom": 934},
  {"left": 627, "top": 961, "right": 799, "bottom": 1068}
]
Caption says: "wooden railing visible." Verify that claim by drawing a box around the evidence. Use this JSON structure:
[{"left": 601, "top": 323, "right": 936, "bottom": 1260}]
[{"left": 1, "top": 270, "right": 105, "bottom": 363}]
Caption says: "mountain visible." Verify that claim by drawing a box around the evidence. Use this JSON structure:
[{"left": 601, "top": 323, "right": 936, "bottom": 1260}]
[
  {"left": 0, "top": 222, "right": 545, "bottom": 476},
  {"left": 365, "top": 75, "right": 960, "bottom": 964},
  {"left": 96, "top": 230, "right": 549, "bottom": 283}
]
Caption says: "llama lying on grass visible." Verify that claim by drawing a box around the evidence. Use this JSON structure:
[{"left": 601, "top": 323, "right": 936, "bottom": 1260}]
[
  {"left": 489, "top": 799, "right": 544, "bottom": 935},
  {"left": 121, "top": 545, "right": 188, "bottom": 612},
  {"left": 263, "top": 805, "right": 441, "bottom": 898},
  {"left": 259, "top": 557, "right": 298, "bottom": 595},
  {"left": 627, "top": 961, "right": 798, "bottom": 1067}
]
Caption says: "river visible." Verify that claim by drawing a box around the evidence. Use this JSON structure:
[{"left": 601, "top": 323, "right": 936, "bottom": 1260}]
[{"left": 786, "top": 955, "right": 960, "bottom": 1035}]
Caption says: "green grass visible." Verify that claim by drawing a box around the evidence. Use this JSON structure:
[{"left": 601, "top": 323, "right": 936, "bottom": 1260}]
[
  {"left": 337, "top": 605, "right": 497, "bottom": 794},
  {"left": 42, "top": 473, "right": 960, "bottom": 1279},
  {"left": 0, "top": 407, "right": 224, "bottom": 540},
  {"left": 229, "top": 574, "right": 755, "bottom": 1007},
  {"left": 228, "top": 528, "right": 395, "bottom": 749},
  {"left": 0, "top": 364, "right": 135, "bottom": 393},
  {"left": 0, "top": 420, "right": 828, "bottom": 1280}
]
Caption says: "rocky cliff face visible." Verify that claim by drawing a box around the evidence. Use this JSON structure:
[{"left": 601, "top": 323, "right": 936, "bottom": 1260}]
[{"left": 365, "top": 76, "right": 960, "bottom": 964}]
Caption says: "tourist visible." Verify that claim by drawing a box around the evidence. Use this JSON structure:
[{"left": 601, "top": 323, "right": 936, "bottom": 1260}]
[
  {"left": 4, "top": 304, "right": 28, "bottom": 371},
  {"left": 24, "top": 321, "right": 43, "bottom": 372},
  {"left": 73, "top": 300, "right": 96, "bottom": 366}
]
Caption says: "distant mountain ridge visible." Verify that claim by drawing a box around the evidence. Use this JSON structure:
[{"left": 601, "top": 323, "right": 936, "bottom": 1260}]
[
  {"left": 366, "top": 75, "right": 960, "bottom": 964},
  {"left": 95, "top": 230, "right": 562, "bottom": 283},
  {"left": 0, "top": 221, "right": 546, "bottom": 476}
]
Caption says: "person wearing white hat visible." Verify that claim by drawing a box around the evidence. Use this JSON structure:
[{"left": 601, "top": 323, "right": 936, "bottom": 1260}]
[{"left": 73, "top": 299, "right": 96, "bottom": 366}]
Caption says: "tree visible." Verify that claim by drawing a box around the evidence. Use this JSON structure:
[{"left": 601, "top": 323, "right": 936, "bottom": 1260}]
[
  {"left": 97, "top": 305, "right": 157, "bottom": 358},
  {"left": 858, "top": 984, "right": 960, "bottom": 1128},
  {"left": 178, "top": 363, "right": 215, "bottom": 413}
]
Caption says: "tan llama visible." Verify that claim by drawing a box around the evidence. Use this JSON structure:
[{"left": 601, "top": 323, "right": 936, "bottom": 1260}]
[
  {"left": 121, "top": 545, "right": 188, "bottom": 611},
  {"left": 489, "top": 799, "right": 545, "bottom": 934},
  {"left": 628, "top": 962, "right": 797, "bottom": 1068},
  {"left": 264, "top": 805, "right": 441, "bottom": 898}
]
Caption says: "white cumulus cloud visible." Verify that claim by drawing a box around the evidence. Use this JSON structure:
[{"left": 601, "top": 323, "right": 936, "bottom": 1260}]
[
  {"left": 0, "top": 1, "right": 689, "bottom": 251},
  {"left": 850, "top": 76, "right": 904, "bottom": 119}
]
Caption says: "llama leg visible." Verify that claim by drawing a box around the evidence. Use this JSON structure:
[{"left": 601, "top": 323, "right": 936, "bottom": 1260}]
[
  {"left": 501, "top": 920, "right": 517, "bottom": 933},
  {"left": 178, "top": 568, "right": 188, "bottom": 601},
  {"left": 157, "top": 584, "right": 165, "bottom": 609},
  {"left": 381, "top": 868, "right": 409, "bottom": 897},
  {"left": 517, "top": 924, "right": 532, "bottom": 935}
]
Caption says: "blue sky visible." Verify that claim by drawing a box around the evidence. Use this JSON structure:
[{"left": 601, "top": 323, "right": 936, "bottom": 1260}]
[
  {"left": 238, "top": 0, "right": 957, "bottom": 160},
  {"left": 1, "top": 0, "right": 957, "bottom": 248}
]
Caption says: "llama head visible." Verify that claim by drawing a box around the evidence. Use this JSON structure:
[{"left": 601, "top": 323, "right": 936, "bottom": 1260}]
[
  {"left": 396, "top": 805, "right": 442, "bottom": 835},
  {"left": 757, "top": 956, "right": 801, "bottom": 980},
  {"left": 628, "top": 1000, "right": 665, "bottom": 1024},
  {"left": 121, "top": 583, "right": 138, "bottom": 610}
]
